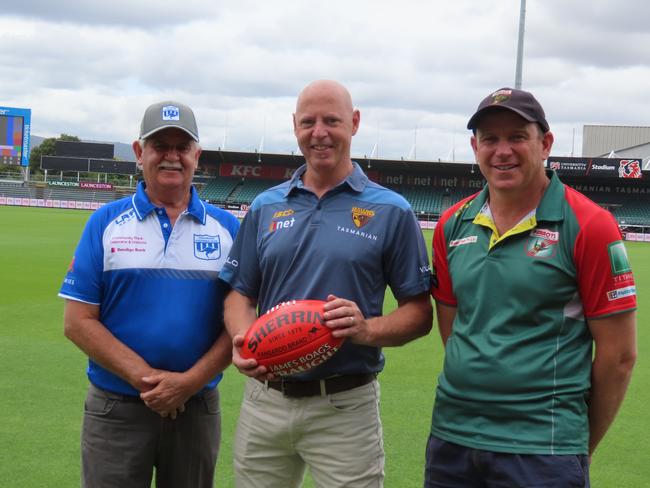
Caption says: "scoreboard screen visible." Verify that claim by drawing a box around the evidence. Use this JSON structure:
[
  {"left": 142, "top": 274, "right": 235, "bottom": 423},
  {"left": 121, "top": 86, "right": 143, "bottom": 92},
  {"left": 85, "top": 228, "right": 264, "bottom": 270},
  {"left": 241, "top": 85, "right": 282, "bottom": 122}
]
[{"left": 0, "top": 106, "right": 31, "bottom": 166}]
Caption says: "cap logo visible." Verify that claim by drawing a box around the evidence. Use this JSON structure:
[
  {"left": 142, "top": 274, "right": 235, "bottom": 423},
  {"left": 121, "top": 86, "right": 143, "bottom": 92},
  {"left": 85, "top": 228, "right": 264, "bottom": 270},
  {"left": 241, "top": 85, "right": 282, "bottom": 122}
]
[
  {"left": 490, "top": 89, "right": 512, "bottom": 105},
  {"left": 162, "top": 105, "right": 180, "bottom": 121}
]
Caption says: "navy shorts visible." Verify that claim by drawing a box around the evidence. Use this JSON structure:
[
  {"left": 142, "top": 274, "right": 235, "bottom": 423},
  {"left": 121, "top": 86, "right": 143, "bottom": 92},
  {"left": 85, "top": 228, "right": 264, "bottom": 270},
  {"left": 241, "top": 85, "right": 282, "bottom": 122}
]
[{"left": 424, "top": 435, "right": 590, "bottom": 488}]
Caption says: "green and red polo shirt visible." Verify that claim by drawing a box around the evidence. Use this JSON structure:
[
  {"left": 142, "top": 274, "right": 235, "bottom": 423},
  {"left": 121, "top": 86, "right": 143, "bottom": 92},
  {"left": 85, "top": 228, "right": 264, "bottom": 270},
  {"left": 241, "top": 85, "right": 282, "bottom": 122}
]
[{"left": 431, "top": 171, "right": 637, "bottom": 454}]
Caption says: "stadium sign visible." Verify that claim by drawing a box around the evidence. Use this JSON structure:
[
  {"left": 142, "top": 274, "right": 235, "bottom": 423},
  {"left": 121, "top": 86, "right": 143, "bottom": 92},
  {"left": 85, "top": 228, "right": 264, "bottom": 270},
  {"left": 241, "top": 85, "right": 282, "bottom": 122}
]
[
  {"left": 80, "top": 182, "right": 113, "bottom": 190},
  {"left": 48, "top": 181, "right": 114, "bottom": 189},
  {"left": 49, "top": 180, "right": 80, "bottom": 187},
  {"left": 548, "top": 157, "right": 643, "bottom": 179}
]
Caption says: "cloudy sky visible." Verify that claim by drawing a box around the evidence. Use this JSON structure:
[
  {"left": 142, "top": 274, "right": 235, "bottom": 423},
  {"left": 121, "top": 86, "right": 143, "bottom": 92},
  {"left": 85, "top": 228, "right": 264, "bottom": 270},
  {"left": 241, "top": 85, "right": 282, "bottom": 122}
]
[{"left": 2, "top": 0, "right": 648, "bottom": 162}]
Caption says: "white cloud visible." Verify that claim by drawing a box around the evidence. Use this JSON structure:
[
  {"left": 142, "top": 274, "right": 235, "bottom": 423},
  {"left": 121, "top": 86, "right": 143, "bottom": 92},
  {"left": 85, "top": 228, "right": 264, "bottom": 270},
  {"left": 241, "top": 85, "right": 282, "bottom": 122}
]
[{"left": 1, "top": 0, "right": 648, "bottom": 162}]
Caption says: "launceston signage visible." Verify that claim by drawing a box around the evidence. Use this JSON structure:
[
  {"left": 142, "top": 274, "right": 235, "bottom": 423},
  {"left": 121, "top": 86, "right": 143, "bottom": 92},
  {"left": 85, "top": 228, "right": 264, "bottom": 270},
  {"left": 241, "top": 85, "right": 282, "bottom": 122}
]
[{"left": 48, "top": 181, "right": 114, "bottom": 189}]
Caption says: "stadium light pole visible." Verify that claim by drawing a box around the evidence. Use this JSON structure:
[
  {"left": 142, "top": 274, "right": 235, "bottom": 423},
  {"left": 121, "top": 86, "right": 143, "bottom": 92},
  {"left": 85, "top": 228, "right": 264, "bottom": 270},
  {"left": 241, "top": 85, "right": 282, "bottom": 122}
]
[{"left": 514, "top": 0, "right": 526, "bottom": 89}]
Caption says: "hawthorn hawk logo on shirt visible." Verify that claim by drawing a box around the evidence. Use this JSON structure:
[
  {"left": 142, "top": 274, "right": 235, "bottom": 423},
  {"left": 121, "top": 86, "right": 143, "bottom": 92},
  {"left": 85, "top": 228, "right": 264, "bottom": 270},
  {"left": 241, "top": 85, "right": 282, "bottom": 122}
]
[
  {"left": 526, "top": 228, "right": 559, "bottom": 258},
  {"left": 352, "top": 207, "right": 375, "bottom": 228},
  {"left": 194, "top": 234, "right": 221, "bottom": 260}
]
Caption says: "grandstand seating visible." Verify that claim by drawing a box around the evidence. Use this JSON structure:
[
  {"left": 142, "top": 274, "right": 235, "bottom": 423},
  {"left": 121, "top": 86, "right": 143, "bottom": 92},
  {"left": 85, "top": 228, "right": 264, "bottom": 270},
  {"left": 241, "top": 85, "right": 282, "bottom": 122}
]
[
  {"left": 610, "top": 199, "right": 650, "bottom": 226},
  {"left": 395, "top": 187, "right": 445, "bottom": 214},
  {"left": 4, "top": 174, "right": 649, "bottom": 226},
  {"left": 227, "top": 179, "right": 278, "bottom": 204},
  {"left": 0, "top": 181, "right": 33, "bottom": 199},
  {"left": 201, "top": 179, "right": 239, "bottom": 202},
  {"left": 43, "top": 187, "right": 117, "bottom": 203}
]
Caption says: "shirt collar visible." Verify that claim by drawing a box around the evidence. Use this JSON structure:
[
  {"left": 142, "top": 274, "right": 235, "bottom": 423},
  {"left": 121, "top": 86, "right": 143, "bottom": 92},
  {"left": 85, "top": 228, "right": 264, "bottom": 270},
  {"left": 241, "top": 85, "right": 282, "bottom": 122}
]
[
  {"left": 132, "top": 181, "right": 207, "bottom": 224},
  {"left": 283, "top": 161, "right": 368, "bottom": 197}
]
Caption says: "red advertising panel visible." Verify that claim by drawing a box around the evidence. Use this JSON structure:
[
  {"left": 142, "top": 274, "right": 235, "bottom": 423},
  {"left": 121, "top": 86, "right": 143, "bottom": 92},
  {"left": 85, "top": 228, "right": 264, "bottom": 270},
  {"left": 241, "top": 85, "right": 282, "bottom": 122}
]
[{"left": 219, "top": 163, "right": 295, "bottom": 180}]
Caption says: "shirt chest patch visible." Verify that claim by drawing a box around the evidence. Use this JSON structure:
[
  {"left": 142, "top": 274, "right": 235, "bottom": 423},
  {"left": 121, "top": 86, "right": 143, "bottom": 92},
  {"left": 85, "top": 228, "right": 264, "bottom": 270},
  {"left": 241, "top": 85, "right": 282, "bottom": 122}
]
[
  {"left": 352, "top": 206, "right": 375, "bottom": 228},
  {"left": 194, "top": 234, "right": 221, "bottom": 260},
  {"left": 525, "top": 228, "right": 559, "bottom": 258},
  {"left": 268, "top": 209, "right": 296, "bottom": 233}
]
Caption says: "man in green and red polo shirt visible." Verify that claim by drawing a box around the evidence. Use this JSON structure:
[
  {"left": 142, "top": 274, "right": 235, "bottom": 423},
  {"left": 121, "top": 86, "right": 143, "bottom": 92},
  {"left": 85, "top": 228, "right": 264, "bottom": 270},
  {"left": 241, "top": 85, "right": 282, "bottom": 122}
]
[{"left": 426, "top": 87, "right": 637, "bottom": 487}]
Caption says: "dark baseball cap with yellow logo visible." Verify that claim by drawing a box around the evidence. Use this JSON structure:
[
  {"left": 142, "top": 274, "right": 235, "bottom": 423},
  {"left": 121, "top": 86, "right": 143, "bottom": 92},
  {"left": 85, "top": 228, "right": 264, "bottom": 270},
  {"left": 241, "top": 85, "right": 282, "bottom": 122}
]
[{"left": 467, "top": 87, "right": 549, "bottom": 133}]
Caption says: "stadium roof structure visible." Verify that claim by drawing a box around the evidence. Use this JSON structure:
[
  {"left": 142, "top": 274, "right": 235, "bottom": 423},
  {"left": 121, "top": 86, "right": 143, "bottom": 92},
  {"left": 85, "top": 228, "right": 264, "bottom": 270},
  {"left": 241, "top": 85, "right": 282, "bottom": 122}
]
[{"left": 583, "top": 125, "right": 650, "bottom": 169}]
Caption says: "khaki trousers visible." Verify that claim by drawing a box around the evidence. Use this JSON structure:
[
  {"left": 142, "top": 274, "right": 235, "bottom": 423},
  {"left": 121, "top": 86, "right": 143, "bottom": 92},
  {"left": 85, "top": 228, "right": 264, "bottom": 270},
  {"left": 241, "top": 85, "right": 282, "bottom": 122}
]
[{"left": 234, "top": 377, "right": 385, "bottom": 488}]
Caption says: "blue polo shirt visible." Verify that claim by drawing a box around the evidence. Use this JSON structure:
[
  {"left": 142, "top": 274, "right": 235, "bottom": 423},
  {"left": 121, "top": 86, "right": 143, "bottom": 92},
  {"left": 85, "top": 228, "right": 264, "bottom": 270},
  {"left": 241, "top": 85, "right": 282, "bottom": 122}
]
[
  {"left": 219, "top": 163, "right": 431, "bottom": 380},
  {"left": 59, "top": 182, "right": 240, "bottom": 396}
]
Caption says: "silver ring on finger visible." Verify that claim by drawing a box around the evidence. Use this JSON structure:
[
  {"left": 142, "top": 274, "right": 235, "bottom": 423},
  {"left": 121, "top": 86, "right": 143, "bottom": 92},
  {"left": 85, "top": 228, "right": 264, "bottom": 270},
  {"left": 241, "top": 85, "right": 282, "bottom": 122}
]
[{"left": 349, "top": 316, "right": 355, "bottom": 325}]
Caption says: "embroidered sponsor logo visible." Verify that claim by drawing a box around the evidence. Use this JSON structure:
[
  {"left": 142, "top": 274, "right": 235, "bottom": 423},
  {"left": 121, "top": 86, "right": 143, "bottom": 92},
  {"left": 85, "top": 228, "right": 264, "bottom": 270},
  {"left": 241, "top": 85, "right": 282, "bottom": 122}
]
[
  {"left": 272, "top": 209, "right": 294, "bottom": 219},
  {"left": 110, "top": 235, "right": 147, "bottom": 253},
  {"left": 613, "top": 272, "right": 634, "bottom": 284},
  {"left": 194, "top": 234, "right": 221, "bottom": 260},
  {"left": 162, "top": 105, "right": 180, "bottom": 121},
  {"left": 114, "top": 209, "right": 136, "bottom": 226},
  {"left": 352, "top": 207, "right": 375, "bottom": 228},
  {"left": 269, "top": 217, "right": 295, "bottom": 232},
  {"left": 449, "top": 236, "right": 477, "bottom": 247},
  {"left": 526, "top": 229, "right": 559, "bottom": 258},
  {"left": 608, "top": 241, "right": 631, "bottom": 275},
  {"left": 607, "top": 286, "right": 636, "bottom": 301},
  {"left": 336, "top": 225, "right": 378, "bottom": 241},
  {"left": 531, "top": 228, "right": 559, "bottom": 241}
]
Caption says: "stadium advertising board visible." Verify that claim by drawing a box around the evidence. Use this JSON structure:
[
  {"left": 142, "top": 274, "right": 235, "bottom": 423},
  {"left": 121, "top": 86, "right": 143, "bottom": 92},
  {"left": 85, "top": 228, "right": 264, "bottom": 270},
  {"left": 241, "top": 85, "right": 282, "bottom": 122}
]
[
  {"left": 571, "top": 183, "right": 650, "bottom": 195},
  {"left": 48, "top": 181, "right": 113, "bottom": 190},
  {"left": 0, "top": 106, "right": 31, "bottom": 166},
  {"left": 380, "top": 173, "right": 485, "bottom": 190},
  {"left": 548, "top": 157, "right": 643, "bottom": 179},
  {"left": 219, "top": 163, "right": 294, "bottom": 180}
]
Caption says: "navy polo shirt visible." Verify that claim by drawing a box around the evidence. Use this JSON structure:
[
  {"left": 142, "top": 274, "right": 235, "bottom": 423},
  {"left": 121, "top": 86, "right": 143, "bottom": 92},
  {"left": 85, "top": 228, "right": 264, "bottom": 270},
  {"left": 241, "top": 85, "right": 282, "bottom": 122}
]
[{"left": 220, "top": 163, "right": 431, "bottom": 380}]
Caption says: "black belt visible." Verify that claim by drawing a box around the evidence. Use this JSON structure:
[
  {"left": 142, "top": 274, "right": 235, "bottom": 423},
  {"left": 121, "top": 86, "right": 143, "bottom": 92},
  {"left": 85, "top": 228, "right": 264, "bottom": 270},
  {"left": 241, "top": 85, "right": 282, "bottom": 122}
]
[{"left": 260, "top": 373, "right": 376, "bottom": 398}]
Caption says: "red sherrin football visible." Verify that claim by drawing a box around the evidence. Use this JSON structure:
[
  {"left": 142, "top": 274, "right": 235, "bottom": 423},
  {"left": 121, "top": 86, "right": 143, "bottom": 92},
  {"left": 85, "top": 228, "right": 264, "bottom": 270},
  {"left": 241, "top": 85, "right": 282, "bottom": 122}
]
[{"left": 240, "top": 300, "right": 344, "bottom": 376}]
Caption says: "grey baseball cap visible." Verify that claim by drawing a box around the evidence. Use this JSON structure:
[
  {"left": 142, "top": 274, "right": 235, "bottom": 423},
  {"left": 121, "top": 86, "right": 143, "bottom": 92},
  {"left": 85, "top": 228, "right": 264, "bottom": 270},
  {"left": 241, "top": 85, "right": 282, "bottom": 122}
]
[{"left": 139, "top": 100, "right": 199, "bottom": 142}]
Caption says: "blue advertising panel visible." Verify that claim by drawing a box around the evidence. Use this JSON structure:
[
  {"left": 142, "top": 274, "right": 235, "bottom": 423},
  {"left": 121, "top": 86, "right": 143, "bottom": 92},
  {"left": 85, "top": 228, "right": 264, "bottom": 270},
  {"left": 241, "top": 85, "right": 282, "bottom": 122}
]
[{"left": 0, "top": 106, "right": 31, "bottom": 166}]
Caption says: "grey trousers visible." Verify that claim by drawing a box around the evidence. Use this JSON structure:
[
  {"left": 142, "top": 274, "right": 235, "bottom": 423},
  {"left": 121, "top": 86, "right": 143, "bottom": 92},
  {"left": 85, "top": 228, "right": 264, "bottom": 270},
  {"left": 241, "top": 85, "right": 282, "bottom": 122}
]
[{"left": 81, "top": 383, "right": 221, "bottom": 488}]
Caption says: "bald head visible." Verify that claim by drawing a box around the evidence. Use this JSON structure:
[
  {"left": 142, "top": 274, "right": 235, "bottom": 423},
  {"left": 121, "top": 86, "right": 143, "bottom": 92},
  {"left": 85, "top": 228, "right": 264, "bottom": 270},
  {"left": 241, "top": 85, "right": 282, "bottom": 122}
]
[
  {"left": 292, "top": 80, "right": 360, "bottom": 184},
  {"left": 295, "top": 80, "right": 354, "bottom": 114}
]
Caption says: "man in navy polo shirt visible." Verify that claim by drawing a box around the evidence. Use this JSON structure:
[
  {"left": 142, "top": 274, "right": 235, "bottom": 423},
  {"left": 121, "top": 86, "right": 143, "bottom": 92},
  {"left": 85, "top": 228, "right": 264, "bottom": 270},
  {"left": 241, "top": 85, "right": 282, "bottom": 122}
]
[
  {"left": 60, "top": 101, "right": 239, "bottom": 488},
  {"left": 220, "top": 80, "right": 433, "bottom": 488}
]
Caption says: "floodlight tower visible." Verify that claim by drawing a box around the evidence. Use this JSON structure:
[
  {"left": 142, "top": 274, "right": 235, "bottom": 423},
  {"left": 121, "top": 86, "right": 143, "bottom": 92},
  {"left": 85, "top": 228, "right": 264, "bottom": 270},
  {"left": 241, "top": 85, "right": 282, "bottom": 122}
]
[{"left": 514, "top": 0, "right": 526, "bottom": 89}]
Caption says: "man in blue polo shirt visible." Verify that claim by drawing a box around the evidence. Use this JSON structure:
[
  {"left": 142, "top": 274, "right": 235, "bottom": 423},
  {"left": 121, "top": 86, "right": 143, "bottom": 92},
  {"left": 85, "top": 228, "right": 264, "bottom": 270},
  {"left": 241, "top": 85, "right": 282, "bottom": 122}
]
[
  {"left": 220, "top": 80, "right": 433, "bottom": 488},
  {"left": 59, "top": 100, "right": 239, "bottom": 488}
]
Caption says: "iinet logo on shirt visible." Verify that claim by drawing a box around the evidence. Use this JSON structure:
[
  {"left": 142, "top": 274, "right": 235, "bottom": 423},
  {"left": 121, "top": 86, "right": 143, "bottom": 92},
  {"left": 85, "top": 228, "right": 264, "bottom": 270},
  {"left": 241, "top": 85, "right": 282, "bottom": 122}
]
[{"left": 269, "top": 217, "right": 295, "bottom": 232}]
